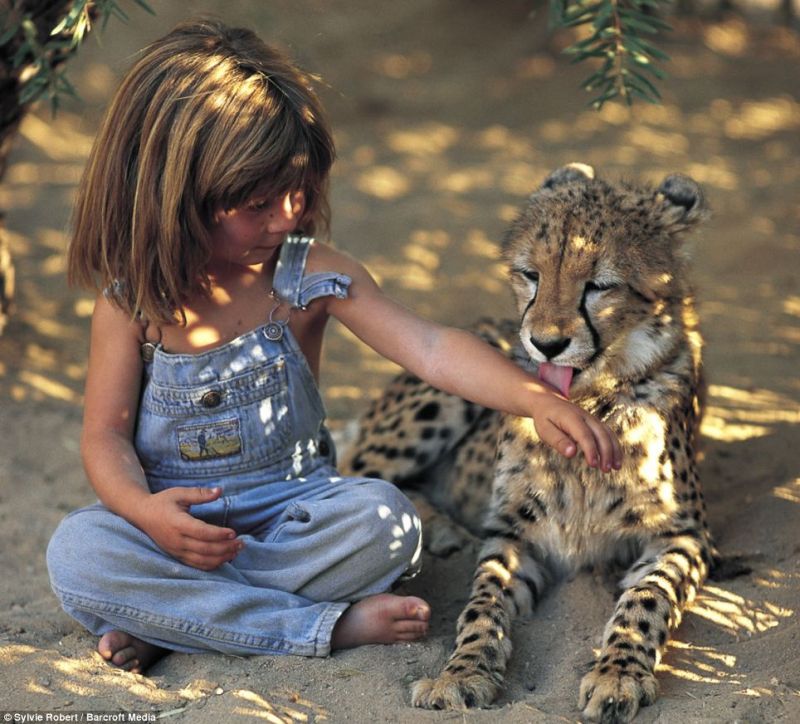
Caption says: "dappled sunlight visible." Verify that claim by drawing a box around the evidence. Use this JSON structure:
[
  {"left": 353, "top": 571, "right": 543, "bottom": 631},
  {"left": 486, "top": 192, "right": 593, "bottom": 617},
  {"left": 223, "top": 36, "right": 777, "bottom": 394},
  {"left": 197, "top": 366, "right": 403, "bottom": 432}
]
[
  {"left": 403, "top": 242, "right": 440, "bottom": 272},
  {"left": 703, "top": 18, "right": 751, "bottom": 57},
  {"left": 0, "top": 643, "right": 331, "bottom": 720},
  {"left": 625, "top": 126, "right": 689, "bottom": 157},
  {"left": 476, "top": 125, "right": 536, "bottom": 156},
  {"left": 690, "top": 584, "right": 794, "bottom": 637},
  {"left": 773, "top": 478, "right": 800, "bottom": 504},
  {"left": 701, "top": 384, "right": 800, "bottom": 442},
  {"left": 513, "top": 54, "right": 557, "bottom": 81},
  {"left": 355, "top": 166, "right": 410, "bottom": 200},
  {"left": 433, "top": 166, "right": 495, "bottom": 194},
  {"left": 724, "top": 96, "right": 800, "bottom": 141},
  {"left": 0, "top": 643, "right": 38, "bottom": 664},
  {"left": 18, "top": 112, "right": 94, "bottom": 161},
  {"left": 231, "top": 687, "right": 329, "bottom": 722},
  {"left": 370, "top": 50, "right": 432, "bottom": 79},
  {"left": 752, "top": 566, "right": 800, "bottom": 591},
  {"left": 658, "top": 640, "right": 742, "bottom": 685},
  {"left": 386, "top": 123, "right": 459, "bottom": 156}
]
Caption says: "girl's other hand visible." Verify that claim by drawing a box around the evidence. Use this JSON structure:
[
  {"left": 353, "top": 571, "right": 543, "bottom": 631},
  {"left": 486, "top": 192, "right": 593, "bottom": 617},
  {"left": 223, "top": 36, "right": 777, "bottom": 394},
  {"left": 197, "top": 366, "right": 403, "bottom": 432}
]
[
  {"left": 138, "top": 487, "right": 243, "bottom": 570},
  {"left": 532, "top": 394, "right": 622, "bottom": 473}
]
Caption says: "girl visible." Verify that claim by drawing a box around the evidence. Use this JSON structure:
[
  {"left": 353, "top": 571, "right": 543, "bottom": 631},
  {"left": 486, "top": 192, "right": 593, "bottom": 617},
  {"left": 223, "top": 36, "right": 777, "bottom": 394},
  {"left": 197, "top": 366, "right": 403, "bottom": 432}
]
[{"left": 47, "top": 19, "right": 621, "bottom": 673}]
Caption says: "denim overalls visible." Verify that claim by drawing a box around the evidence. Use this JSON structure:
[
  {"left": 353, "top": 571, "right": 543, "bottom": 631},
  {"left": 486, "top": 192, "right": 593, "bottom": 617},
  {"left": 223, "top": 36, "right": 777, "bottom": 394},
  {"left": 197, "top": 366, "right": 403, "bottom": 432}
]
[{"left": 47, "top": 236, "right": 422, "bottom": 657}]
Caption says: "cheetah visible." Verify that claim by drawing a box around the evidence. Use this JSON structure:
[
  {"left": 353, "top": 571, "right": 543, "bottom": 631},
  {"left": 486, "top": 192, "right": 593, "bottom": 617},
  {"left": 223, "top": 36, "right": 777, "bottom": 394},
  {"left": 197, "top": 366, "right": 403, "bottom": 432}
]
[{"left": 339, "top": 164, "right": 717, "bottom": 722}]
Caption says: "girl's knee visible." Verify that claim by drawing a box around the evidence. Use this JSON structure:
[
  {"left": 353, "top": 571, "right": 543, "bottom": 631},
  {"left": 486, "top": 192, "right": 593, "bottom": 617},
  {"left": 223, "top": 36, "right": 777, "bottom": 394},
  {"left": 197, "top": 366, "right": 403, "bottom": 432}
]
[
  {"left": 355, "top": 480, "right": 422, "bottom": 568},
  {"left": 47, "top": 506, "right": 127, "bottom": 589},
  {"left": 47, "top": 512, "right": 87, "bottom": 590}
]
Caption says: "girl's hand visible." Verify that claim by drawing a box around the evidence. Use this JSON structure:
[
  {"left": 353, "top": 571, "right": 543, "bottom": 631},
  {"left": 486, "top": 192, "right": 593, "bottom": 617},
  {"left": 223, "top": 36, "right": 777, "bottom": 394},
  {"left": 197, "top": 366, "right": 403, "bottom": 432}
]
[
  {"left": 138, "top": 487, "right": 243, "bottom": 570},
  {"left": 531, "top": 393, "right": 622, "bottom": 472}
]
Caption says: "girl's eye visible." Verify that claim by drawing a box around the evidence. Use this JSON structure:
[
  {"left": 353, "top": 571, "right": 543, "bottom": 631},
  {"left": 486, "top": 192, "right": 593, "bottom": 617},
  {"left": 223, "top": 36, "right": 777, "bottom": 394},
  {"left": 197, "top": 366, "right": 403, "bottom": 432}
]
[{"left": 246, "top": 198, "right": 272, "bottom": 211}]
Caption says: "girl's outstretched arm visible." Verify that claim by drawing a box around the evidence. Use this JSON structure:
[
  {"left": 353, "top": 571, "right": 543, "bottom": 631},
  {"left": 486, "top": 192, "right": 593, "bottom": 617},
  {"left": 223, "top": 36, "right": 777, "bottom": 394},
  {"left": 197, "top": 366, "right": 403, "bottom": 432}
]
[
  {"left": 81, "top": 297, "right": 243, "bottom": 570},
  {"left": 317, "top": 246, "right": 622, "bottom": 471}
]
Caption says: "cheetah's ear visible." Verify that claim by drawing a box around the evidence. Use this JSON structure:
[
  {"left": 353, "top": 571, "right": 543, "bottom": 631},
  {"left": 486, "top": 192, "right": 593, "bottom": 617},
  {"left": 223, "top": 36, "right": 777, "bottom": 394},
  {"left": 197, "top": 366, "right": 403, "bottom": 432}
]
[
  {"left": 656, "top": 174, "right": 710, "bottom": 232},
  {"left": 540, "top": 163, "right": 595, "bottom": 190}
]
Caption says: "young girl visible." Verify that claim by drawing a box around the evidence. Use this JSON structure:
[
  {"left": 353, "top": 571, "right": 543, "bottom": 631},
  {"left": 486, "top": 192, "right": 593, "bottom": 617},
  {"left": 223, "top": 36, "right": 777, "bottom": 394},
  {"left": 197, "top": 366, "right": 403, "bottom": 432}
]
[{"left": 46, "top": 19, "right": 621, "bottom": 673}]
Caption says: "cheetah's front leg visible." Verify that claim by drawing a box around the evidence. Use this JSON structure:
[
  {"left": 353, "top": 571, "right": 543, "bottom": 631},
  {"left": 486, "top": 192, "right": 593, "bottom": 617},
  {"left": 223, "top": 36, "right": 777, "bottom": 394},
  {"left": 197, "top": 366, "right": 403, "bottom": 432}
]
[
  {"left": 412, "top": 534, "right": 547, "bottom": 709},
  {"left": 579, "top": 533, "right": 713, "bottom": 723}
]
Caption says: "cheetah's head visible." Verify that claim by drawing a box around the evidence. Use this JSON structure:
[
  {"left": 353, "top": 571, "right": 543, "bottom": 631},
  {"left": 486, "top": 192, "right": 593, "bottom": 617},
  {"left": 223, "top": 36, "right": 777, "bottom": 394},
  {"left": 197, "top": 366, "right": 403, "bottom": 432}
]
[{"left": 502, "top": 163, "right": 709, "bottom": 399}]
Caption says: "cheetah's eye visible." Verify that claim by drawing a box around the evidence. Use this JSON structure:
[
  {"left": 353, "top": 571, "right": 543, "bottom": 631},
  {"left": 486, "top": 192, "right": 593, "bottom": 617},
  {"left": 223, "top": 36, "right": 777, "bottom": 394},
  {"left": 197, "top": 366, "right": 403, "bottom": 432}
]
[
  {"left": 513, "top": 267, "right": 539, "bottom": 284},
  {"left": 585, "top": 280, "right": 620, "bottom": 293}
]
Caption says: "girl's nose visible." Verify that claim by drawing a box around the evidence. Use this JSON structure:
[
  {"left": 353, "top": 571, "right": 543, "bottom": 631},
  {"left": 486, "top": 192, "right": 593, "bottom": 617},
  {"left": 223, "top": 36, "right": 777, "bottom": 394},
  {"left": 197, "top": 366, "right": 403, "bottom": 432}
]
[{"left": 266, "top": 191, "right": 305, "bottom": 233}]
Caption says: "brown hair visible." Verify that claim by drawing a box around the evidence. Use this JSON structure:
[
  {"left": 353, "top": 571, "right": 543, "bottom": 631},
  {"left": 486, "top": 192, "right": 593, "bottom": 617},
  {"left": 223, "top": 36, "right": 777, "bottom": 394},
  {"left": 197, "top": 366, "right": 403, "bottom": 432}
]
[{"left": 68, "top": 18, "right": 335, "bottom": 323}]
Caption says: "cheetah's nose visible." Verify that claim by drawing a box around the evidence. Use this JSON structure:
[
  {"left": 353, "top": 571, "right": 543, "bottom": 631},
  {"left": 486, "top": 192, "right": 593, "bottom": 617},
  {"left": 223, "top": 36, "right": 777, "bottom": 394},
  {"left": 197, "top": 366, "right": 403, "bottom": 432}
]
[{"left": 530, "top": 336, "right": 571, "bottom": 360}]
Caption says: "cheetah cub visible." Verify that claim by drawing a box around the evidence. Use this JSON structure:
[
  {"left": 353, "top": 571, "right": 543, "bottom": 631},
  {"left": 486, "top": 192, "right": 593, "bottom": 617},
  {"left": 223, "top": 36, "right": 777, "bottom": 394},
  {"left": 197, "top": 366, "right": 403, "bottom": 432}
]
[{"left": 340, "top": 164, "right": 717, "bottom": 722}]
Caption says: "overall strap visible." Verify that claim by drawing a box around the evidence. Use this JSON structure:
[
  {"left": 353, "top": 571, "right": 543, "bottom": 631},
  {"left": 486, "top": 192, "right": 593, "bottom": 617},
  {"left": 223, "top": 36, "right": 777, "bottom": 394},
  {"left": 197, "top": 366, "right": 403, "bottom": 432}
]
[
  {"left": 273, "top": 234, "right": 314, "bottom": 309},
  {"left": 272, "top": 234, "right": 352, "bottom": 311}
]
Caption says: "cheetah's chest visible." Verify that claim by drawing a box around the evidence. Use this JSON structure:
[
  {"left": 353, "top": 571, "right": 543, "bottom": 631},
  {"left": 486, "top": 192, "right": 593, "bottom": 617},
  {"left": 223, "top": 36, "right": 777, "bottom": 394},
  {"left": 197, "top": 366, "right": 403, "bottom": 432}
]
[{"left": 497, "top": 412, "right": 681, "bottom": 571}]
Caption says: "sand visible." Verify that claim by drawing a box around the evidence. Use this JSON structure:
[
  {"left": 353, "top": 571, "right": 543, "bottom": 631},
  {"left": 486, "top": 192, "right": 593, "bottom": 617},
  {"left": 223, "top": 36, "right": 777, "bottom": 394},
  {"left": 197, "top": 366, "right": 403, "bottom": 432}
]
[{"left": 1, "top": 1, "right": 798, "bottom": 721}]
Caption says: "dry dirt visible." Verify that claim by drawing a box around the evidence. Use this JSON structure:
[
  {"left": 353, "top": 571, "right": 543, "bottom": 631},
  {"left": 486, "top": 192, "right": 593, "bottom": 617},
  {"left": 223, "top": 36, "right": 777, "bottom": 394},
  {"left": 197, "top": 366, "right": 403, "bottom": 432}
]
[{"left": 0, "top": 1, "right": 799, "bottom": 722}]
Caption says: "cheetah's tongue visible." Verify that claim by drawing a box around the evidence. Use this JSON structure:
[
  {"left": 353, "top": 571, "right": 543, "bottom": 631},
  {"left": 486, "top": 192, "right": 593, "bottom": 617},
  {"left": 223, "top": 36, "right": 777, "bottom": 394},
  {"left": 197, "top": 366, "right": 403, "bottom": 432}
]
[{"left": 538, "top": 362, "right": 574, "bottom": 399}]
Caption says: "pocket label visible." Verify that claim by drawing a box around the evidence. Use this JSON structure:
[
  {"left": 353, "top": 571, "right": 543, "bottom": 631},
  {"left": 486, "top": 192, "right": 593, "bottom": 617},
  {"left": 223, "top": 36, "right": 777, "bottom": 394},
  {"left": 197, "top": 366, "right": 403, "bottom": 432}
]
[{"left": 177, "top": 418, "right": 243, "bottom": 461}]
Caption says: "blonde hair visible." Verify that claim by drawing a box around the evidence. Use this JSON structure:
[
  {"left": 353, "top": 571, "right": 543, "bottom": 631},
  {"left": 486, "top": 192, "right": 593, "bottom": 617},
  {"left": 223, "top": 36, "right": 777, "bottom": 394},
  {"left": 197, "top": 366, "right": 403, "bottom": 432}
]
[{"left": 68, "top": 18, "right": 335, "bottom": 323}]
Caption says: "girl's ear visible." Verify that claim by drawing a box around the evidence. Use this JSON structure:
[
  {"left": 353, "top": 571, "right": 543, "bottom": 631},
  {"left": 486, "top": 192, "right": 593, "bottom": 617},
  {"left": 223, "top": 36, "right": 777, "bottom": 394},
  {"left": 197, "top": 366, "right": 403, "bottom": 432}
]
[
  {"left": 655, "top": 174, "right": 710, "bottom": 233},
  {"left": 540, "top": 162, "right": 595, "bottom": 191}
]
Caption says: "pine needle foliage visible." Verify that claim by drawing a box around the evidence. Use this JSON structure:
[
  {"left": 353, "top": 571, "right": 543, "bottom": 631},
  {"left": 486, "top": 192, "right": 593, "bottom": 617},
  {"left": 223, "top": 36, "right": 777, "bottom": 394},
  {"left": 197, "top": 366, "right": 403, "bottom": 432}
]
[
  {"left": 0, "top": 0, "right": 154, "bottom": 114},
  {"left": 550, "top": 0, "right": 673, "bottom": 109}
]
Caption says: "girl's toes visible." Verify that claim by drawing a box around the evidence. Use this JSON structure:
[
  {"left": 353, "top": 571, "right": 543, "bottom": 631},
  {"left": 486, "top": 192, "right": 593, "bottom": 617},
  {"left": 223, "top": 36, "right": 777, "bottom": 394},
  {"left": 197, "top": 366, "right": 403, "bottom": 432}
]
[{"left": 111, "top": 645, "right": 137, "bottom": 666}]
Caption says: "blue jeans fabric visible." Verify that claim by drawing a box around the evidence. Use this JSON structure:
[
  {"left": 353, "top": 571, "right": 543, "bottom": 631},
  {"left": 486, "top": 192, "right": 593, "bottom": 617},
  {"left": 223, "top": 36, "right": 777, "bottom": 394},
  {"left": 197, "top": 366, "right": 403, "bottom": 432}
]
[{"left": 46, "top": 236, "right": 422, "bottom": 657}]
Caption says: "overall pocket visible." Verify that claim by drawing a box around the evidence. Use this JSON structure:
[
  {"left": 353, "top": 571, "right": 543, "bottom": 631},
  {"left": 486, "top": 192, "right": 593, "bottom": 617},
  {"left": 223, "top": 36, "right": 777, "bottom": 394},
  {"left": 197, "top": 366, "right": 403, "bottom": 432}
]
[{"left": 135, "top": 358, "right": 292, "bottom": 478}]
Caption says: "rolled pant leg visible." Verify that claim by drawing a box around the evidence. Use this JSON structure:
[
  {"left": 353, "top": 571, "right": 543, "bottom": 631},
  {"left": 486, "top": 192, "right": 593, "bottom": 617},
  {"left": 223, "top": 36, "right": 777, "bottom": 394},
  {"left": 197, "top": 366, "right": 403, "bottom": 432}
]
[{"left": 46, "top": 504, "right": 347, "bottom": 657}]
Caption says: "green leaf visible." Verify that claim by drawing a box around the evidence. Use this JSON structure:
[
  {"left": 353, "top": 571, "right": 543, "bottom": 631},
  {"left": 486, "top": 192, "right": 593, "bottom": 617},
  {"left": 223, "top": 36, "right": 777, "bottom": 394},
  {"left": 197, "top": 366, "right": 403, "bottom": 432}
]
[
  {"left": 592, "top": 3, "right": 615, "bottom": 29},
  {"left": 590, "top": 86, "right": 620, "bottom": 109},
  {"left": 630, "top": 86, "right": 661, "bottom": 104},
  {"left": 562, "top": 1, "right": 604, "bottom": 25},
  {"left": 549, "top": 0, "right": 569, "bottom": 29},
  {"left": 52, "top": 0, "right": 90, "bottom": 35},
  {"left": 618, "top": 13, "right": 661, "bottom": 34},
  {"left": 0, "top": 20, "right": 20, "bottom": 46},
  {"left": 132, "top": 0, "right": 157, "bottom": 14},
  {"left": 11, "top": 41, "right": 32, "bottom": 68},
  {"left": 563, "top": 30, "right": 605, "bottom": 53},
  {"left": 630, "top": 52, "right": 668, "bottom": 78},
  {"left": 629, "top": 68, "right": 662, "bottom": 98},
  {"left": 19, "top": 75, "right": 48, "bottom": 104},
  {"left": 629, "top": 9, "right": 673, "bottom": 32},
  {"left": 623, "top": 34, "right": 671, "bottom": 61}
]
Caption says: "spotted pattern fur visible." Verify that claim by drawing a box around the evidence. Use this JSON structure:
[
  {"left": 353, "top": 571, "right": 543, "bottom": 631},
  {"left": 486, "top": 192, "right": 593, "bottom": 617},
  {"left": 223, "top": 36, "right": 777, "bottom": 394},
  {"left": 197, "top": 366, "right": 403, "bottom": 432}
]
[{"left": 339, "top": 165, "right": 717, "bottom": 722}]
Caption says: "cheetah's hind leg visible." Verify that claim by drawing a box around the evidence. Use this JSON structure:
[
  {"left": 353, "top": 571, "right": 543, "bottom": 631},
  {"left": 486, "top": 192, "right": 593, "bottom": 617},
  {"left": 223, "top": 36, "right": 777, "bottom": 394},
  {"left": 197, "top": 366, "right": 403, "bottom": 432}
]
[{"left": 405, "top": 490, "right": 477, "bottom": 557}]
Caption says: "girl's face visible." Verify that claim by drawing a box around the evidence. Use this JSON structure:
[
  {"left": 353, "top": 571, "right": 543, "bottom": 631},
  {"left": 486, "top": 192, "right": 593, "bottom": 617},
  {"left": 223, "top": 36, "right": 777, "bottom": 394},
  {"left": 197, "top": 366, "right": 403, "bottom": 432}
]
[{"left": 208, "top": 190, "right": 306, "bottom": 268}]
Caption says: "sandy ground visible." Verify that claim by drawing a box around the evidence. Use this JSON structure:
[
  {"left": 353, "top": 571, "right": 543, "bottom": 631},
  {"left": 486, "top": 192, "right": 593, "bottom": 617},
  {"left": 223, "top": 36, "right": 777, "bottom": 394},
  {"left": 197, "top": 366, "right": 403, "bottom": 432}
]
[{"left": 0, "top": 0, "right": 799, "bottom": 721}]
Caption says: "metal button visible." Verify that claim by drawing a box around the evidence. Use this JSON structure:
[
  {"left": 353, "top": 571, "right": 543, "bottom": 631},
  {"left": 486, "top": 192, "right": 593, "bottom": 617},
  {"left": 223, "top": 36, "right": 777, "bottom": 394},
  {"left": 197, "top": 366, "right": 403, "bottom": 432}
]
[
  {"left": 200, "top": 390, "right": 222, "bottom": 408},
  {"left": 140, "top": 342, "right": 156, "bottom": 362}
]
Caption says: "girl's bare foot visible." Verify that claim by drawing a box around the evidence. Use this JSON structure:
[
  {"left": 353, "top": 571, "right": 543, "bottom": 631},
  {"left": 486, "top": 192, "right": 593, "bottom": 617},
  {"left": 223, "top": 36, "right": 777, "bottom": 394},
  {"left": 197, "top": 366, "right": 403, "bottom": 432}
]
[
  {"left": 331, "top": 593, "right": 431, "bottom": 650},
  {"left": 97, "top": 631, "right": 168, "bottom": 673}
]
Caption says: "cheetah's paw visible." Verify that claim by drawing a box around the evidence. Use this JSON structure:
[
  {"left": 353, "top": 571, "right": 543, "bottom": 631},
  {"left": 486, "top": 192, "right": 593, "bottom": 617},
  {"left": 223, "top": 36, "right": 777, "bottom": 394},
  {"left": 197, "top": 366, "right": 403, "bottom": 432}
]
[
  {"left": 411, "top": 671, "right": 498, "bottom": 710},
  {"left": 578, "top": 665, "right": 657, "bottom": 723}
]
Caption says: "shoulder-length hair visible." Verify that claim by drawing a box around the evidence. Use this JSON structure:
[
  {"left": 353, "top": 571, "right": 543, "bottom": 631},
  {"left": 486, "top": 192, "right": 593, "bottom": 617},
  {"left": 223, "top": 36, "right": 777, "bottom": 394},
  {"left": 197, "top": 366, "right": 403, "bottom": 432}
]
[{"left": 68, "top": 18, "right": 335, "bottom": 323}]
